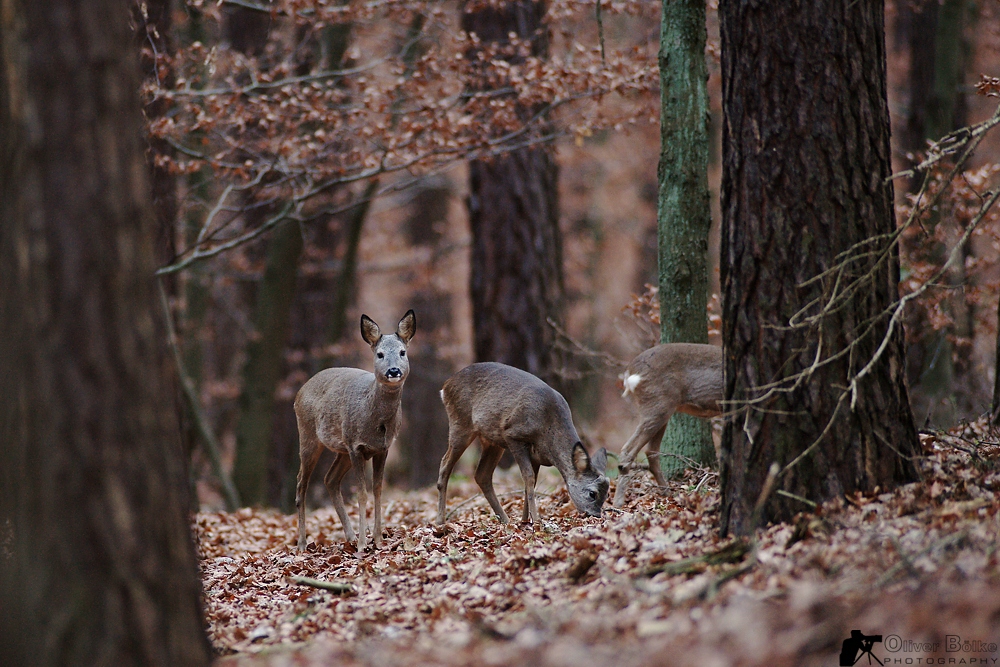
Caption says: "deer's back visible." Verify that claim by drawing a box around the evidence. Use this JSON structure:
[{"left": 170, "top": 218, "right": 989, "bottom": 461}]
[
  {"left": 628, "top": 344, "right": 723, "bottom": 415},
  {"left": 443, "top": 362, "right": 569, "bottom": 439}
]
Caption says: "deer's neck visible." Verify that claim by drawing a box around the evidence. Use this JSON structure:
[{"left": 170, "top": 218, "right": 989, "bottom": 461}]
[{"left": 367, "top": 379, "right": 403, "bottom": 420}]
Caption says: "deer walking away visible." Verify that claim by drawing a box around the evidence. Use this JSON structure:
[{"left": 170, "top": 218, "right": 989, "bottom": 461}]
[
  {"left": 436, "top": 362, "right": 609, "bottom": 525},
  {"left": 614, "top": 343, "right": 723, "bottom": 507},
  {"left": 294, "top": 310, "right": 416, "bottom": 552}
]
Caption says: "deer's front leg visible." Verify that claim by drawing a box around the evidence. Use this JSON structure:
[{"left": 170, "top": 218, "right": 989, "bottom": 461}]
[
  {"left": 613, "top": 418, "right": 667, "bottom": 508},
  {"left": 324, "top": 452, "right": 356, "bottom": 544},
  {"left": 348, "top": 448, "right": 369, "bottom": 552},
  {"left": 521, "top": 461, "right": 539, "bottom": 524},
  {"left": 508, "top": 442, "right": 540, "bottom": 524},
  {"left": 371, "top": 450, "right": 387, "bottom": 548}
]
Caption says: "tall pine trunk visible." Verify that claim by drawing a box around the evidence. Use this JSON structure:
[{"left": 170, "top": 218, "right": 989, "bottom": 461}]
[
  {"left": 0, "top": 1, "right": 211, "bottom": 664},
  {"left": 718, "top": 0, "right": 920, "bottom": 536},
  {"left": 656, "top": 0, "right": 714, "bottom": 477}
]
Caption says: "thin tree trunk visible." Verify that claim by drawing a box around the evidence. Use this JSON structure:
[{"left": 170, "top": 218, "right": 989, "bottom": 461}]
[
  {"left": 233, "top": 219, "right": 304, "bottom": 506},
  {"left": 468, "top": 150, "right": 562, "bottom": 379},
  {"left": 900, "top": 0, "right": 972, "bottom": 426},
  {"left": 656, "top": 0, "right": 714, "bottom": 477},
  {"left": 230, "top": 8, "right": 301, "bottom": 507},
  {"left": 462, "top": 0, "right": 564, "bottom": 389},
  {"left": 993, "top": 300, "right": 1000, "bottom": 422},
  {"left": 0, "top": 1, "right": 211, "bottom": 664},
  {"left": 718, "top": 0, "right": 920, "bottom": 536}
]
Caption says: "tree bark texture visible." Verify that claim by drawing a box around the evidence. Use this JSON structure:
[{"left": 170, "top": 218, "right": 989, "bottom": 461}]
[
  {"left": 718, "top": 0, "right": 920, "bottom": 536},
  {"left": 462, "top": 0, "right": 564, "bottom": 386},
  {"left": 0, "top": 1, "right": 211, "bottom": 665},
  {"left": 656, "top": 0, "right": 714, "bottom": 477}
]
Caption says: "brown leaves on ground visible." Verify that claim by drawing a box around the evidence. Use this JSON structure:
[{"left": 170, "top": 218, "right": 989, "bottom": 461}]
[{"left": 200, "top": 421, "right": 1000, "bottom": 666}]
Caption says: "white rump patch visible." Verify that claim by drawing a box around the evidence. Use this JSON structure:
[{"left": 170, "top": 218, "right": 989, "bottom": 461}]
[
  {"left": 439, "top": 389, "right": 445, "bottom": 403},
  {"left": 622, "top": 373, "right": 642, "bottom": 397}
]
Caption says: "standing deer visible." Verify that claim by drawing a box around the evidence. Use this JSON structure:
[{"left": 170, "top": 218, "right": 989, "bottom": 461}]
[
  {"left": 294, "top": 310, "right": 416, "bottom": 552},
  {"left": 613, "top": 343, "right": 723, "bottom": 507},
  {"left": 436, "top": 362, "right": 609, "bottom": 525}
]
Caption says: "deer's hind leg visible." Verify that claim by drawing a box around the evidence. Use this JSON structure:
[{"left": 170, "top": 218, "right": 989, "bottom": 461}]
[
  {"left": 643, "top": 422, "right": 670, "bottom": 489},
  {"left": 324, "top": 451, "right": 356, "bottom": 545},
  {"left": 436, "top": 421, "right": 476, "bottom": 524},
  {"left": 474, "top": 440, "right": 510, "bottom": 524},
  {"left": 521, "top": 460, "right": 540, "bottom": 524},
  {"left": 295, "top": 430, "right": 324, "bottom": 551},
  {"left": 613, "top": 416, "right": 668, "bottom": 508}
]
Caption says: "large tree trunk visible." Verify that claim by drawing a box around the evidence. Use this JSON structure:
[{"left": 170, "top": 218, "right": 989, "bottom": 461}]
[
  {"left": 462, "top": 0, "right": 564, "bottom": 387},
  {"left": 656, "top": 0, "right": 714, "bottom": 477},
  {"left": 718, "top": 0, "right": 920, "bottom": 536},
  {"left": 0, "top": 1, "right": 211, "bottom": 664}
]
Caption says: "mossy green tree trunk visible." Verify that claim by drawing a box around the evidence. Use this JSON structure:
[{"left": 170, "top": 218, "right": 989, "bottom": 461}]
[
  {"left": 656, "top": 0, "right": 714, "bottom": 477},
  {"left": 718, "top": 0, "right": 920, "bottom": 536},
  {"left": 0, "top": 1, "right": 211, "bottom": 663}
]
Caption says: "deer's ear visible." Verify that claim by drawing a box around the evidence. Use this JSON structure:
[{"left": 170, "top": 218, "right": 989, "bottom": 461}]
[
  {"left": 396, "top": 309, "right": 416, "bottom": 343},
  {"left": 591, "top": 447, "right": 608, "bottom": 473},
  {"left": 360, "top": 314, "right": 382, "bottom": 347},
  {"left": 572, "top": 442, "right": 590, "bottom": 473}
]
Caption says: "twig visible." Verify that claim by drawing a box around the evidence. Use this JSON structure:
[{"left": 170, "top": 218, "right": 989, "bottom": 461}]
[
  {"left": 639, "top": 538, "right": 751, "bottom": 578},
  {"left": 158, "top": 281, "right": 241, "bottom": 511},
  {"left": 748, "top": 462, "right": 780, "bottom": 532},
  {"left": 703, "top": 553, "right": 756, "bottom": 600},
  {"left": 595, "top": 0, "right": 606, "bottom": 64},
  {"left": 919, "top": 429, "right": 985, "bottom": 462},
  {"left": 289, "top": 576, "right": 354, "bottom": 594},
  {"left": 775, "top": 489, "right": 817, "bottom": 508},
  {"left": 875, "top": 531, "right": 967, "bottom": 588}
]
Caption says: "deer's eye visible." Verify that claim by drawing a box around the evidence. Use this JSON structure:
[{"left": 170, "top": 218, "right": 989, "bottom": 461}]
[
  {"left": 377, "top": 352, "right": 384, "bottom": 359},
  {"left": 587, "top": 490, "right": 597, "bottom": 500},
  {"left": 400, "top": 350, "right": 406, "bottom": 357}
]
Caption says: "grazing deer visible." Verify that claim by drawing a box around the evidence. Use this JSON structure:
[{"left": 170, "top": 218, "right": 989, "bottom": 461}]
[
  {"left": 294, "top": 310, "right": 416, "bottom": 552},
  {"left": 436, "top": 362, "right": 609, "bottom": 525},
  {"left": 613, "top": 343, "right": 723, "bottom": 507}
]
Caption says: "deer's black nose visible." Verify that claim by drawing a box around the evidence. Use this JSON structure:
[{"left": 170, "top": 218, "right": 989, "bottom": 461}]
[{"left": 386, "top": 368, "right": 402, "bottom": 379}]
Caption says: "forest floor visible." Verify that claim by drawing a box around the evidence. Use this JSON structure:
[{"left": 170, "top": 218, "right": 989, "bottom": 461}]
[{"left": 201, "top": 421, "right": 1000, "bottom": 667}]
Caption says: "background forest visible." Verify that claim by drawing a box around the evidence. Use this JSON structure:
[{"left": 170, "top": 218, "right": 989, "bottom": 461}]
[
  {"left": 3, "top": 0, "right": 1000, "bottom": 665},
  {"left": 141, "top": 0, "right": 1000, "bottom": 513}
]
